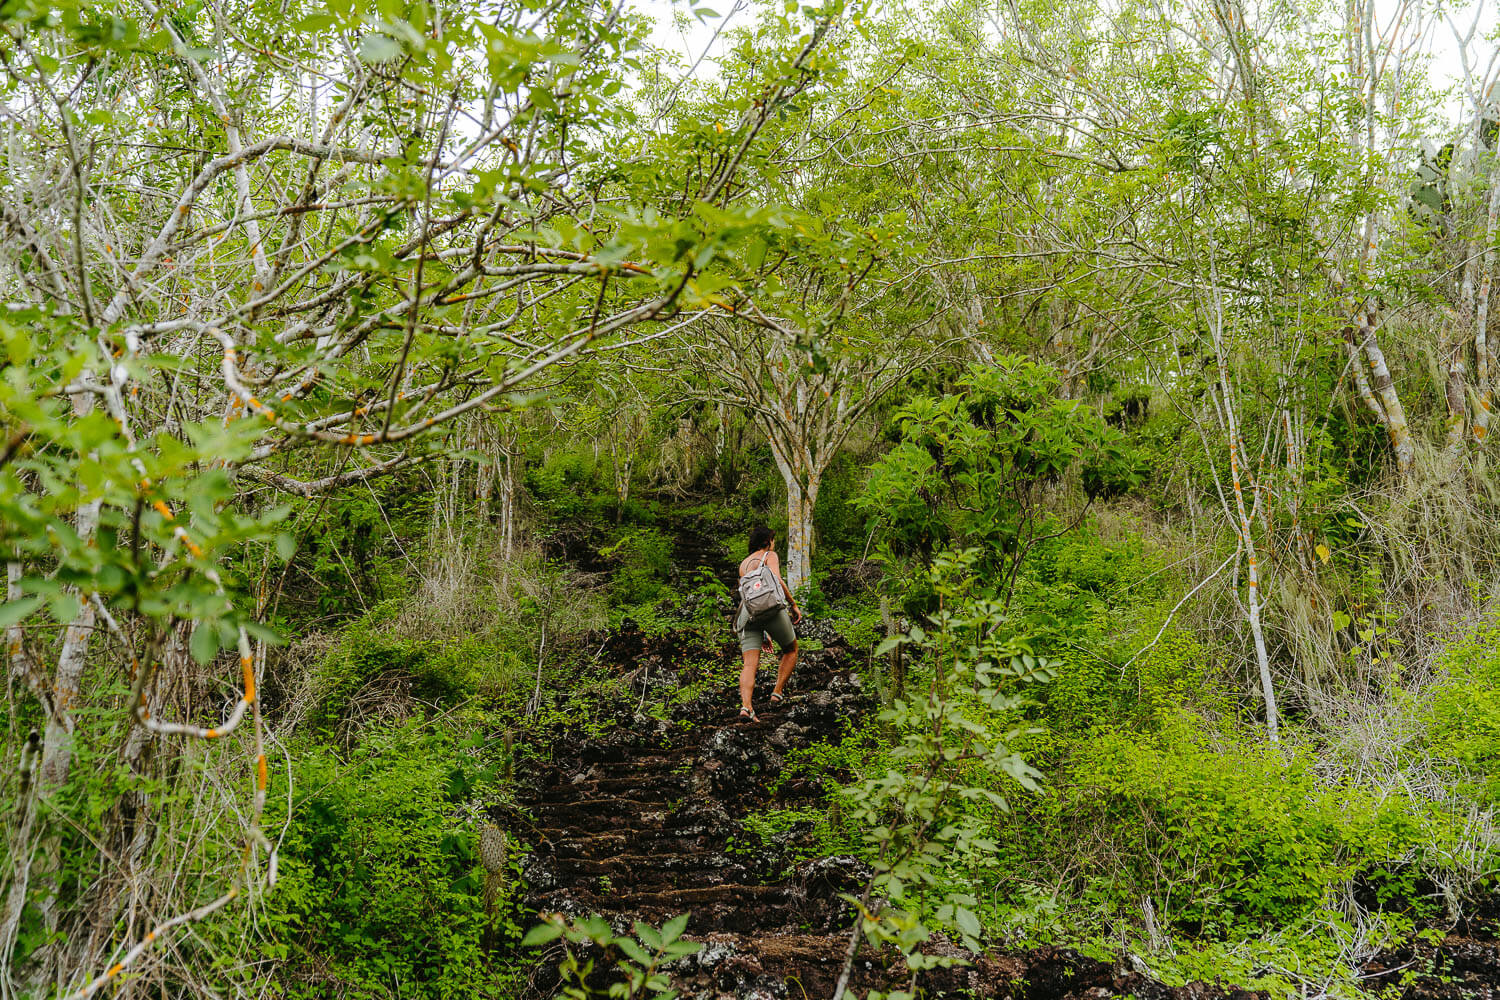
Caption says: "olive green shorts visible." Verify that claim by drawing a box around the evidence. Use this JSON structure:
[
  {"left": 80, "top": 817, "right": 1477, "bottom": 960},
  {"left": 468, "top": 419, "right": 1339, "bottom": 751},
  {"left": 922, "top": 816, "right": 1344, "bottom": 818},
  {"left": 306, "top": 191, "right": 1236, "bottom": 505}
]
[{"left": 739, "top": 608, "right": 797, "bottom": 654}]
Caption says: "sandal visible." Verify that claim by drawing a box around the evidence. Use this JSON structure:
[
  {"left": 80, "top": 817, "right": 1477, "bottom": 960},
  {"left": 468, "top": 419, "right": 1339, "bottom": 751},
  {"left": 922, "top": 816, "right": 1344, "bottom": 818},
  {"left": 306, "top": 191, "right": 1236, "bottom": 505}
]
[
  {"left": 768, "top": 691, "right": 785, "bottom": 706},
  {"left": 738, "top": 707, "right": 759, "bottom": 723}
]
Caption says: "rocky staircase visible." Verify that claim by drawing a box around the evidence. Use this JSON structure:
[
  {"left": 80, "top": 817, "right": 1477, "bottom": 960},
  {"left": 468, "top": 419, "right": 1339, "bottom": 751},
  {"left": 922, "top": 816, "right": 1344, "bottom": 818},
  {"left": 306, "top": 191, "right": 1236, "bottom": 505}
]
[{"left": 520, "top": 641, "right": 873, "bottom": 969}]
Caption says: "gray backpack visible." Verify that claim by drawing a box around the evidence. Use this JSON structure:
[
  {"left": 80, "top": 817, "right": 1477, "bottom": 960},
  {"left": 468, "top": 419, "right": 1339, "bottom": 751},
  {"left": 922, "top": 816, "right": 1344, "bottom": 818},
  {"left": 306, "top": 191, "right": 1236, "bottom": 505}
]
[{"left": 738, "top": 551, "right": 787, "bottom": 620}]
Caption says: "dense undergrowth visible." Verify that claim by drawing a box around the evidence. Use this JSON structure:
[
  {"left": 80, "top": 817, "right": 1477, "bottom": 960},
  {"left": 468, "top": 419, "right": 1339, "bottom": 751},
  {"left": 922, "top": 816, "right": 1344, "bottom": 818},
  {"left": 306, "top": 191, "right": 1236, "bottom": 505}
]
[
  {"left": 13, "top": 366, "right": 1497, "bottom": 1000},
  {"left": 225, "top": 413, "right": 1500, "bottom": 999}
]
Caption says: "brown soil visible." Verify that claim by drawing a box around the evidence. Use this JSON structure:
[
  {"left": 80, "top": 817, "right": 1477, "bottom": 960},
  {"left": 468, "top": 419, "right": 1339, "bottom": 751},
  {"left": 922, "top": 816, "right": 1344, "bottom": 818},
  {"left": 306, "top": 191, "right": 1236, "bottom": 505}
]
[{"left": 1360, "top": 895, "right": 1500, "bottom": 1000}]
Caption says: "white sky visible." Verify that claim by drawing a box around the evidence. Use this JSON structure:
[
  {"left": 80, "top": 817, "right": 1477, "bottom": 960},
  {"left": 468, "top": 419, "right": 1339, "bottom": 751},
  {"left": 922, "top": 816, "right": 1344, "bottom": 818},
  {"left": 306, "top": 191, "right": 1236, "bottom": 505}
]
[
  {"left": 638, "top": 0, "right": 738, "bottom": 82},
  {"left": 636, "top": 0, "right": 1500, "bottom": 129}
]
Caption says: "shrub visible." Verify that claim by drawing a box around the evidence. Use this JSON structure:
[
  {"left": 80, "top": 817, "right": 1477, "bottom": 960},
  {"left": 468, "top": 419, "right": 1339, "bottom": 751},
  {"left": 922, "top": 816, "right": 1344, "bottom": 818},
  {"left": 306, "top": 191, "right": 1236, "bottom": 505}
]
[
  {"left": 1058, "top": 720, "right": 1437, "bottom": 936},
  {"left": 1422, "top": 614, "right": 1500, "bottom": 804},
  {"left": 856, "top": 358, "right": 1143, "bottom": 608},
  {"left": 1044, "top": 530, "right": 1165, "bottom": 599},
  {"left": 525, "top": 448, "right": 602, "bottom": 520},
  {"left": 600, "top": 527, "right": 674, "bottom": 606},
  {"left": 1123, "top": 623, "right": 1221, "bottom": 724},
  {"left": 262, "top": 725, "right": 522, "bottom": 999},
  {"left": 795, "top": 573, "right": 832, "bottom": 617},
  {"left": 811, "top": 453, "right": 871, "bottom": 563},
  {"left": 305, "top": 624, "right": 428, "bottom": 736}
]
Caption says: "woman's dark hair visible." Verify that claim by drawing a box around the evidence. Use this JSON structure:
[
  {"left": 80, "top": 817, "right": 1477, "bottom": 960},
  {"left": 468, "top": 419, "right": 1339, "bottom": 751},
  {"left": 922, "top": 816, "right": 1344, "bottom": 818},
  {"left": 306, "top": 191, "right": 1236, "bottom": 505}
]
[{"left": 748, "top": 525, "right": 775, "bottom": 554}]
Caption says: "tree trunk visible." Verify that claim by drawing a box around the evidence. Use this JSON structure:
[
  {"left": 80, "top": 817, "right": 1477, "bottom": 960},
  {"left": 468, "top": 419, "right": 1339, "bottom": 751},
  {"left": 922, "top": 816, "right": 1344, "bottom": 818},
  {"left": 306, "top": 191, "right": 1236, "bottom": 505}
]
[
  {"left": 1471, "top": 154, "right": 1500, "bottom": 448},
  {"left": 713, "top": 401, "right": 728, "bottom": 492},
  {"left": 1245, "top": 546, "right": 1279, "bottom": 743},
  {"left": 500, "top": 449, "right": 515, "bottom": 559},
  {"left": 614, "top": 453, "right": 633, "bottom": 524},
  {"left": 1208, "top": 294, "right": 1280, "bottom": 743},
  {"left": 765, "top": 409, "right": 826, "bottom": 596},
  {"left": 1357, "top": 309, "right": 1414, "bottom": 476},
  {"left": 27, "top": 412, "right": 102, "bottom": 984},
  {"left": 1443, "top": 334, "right": 1469, "bottom": 465},
  {"left": 782, "top": 474, "right": 819, "bottom": 596},
  {"left": 1344, "top": 327, "right": 1387, "bottom": 421},
  {"left": 38, "top": 423, "right": 102, "bottom": 794}
]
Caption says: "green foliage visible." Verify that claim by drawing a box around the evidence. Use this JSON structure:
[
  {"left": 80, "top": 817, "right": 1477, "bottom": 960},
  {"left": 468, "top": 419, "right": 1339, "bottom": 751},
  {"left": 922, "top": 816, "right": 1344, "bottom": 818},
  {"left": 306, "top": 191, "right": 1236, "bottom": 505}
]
[
  {"left": 844, "top": 549, "right": 1054, "bottom": 963},
  {"left": 795, "top": 573, "right": 833, "bottom": 617},
  {"left": 527, "top": 450, "right": 605, "bottom": 521},
  {"left": 811, "top": 452, "right": 873, "bottom": 562},
  {"left": 1422, "top": 613, "right": 1500, "bottom": 804},
  {"left": 826, "top": 598, "right": 883, "bottom": 653},
  {"left": 858, "top": 358, "right": 1143, "bottom": 610},
  {"left": 263, "top": 725, "right": 520, "bottom": 999},
  {"left": 523, "top": 913, "right": 701, "bottom": 999},
  {"left": 10, "top": 2, "right": 1500, "bottom": 994},
  {"left": 1038, "top": 530, "right": 1165, "bottom": 599},
  {"left": 1007, "top": 528, "right": 1161, "bottom": 651},
  {"left": 1122, "top": 625, "right": 1221, "bottom": 723},
  {"left": 304, "top": 610, "right": 472, "bottom": 733},
  {"left": 1056, "top": 720, "right": 1442, "bottom": 936},
  {"left": 0, "top": 311, "right": 285, "bottom": 649},
  {"left": 1043, "top": 618, "right": 1219, "bottom": 731},
  {"left": 600, "top": 528, "right": 675, "bottom": 606},
  {"left": 733, "top": 720, "right": 892, "bottom": 864},
  {"left": 681, "top": 566, "right": 734, "bottom": 629},
  {"left": 738, "top": 806, "right": 842, "bottom": 860},
  {"left": 281, "top": 492, "right": 420, "bottom": 621}
]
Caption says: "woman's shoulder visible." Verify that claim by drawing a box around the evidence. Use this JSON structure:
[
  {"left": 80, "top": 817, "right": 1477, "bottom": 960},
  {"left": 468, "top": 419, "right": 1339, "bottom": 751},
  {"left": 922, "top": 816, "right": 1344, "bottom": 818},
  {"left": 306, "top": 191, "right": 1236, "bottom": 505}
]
[{"left": 738, "top": 549, "right": 780, "bottom": 573}]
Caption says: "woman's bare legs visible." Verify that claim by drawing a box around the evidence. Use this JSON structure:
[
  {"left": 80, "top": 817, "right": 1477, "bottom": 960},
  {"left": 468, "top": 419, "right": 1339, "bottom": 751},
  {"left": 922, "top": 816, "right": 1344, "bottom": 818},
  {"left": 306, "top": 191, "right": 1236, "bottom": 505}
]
[
  {"left": 771, "top": 642, "right": 799, "bottom": 699},
  {"left": 739, "top": 647, "right": 761, "bottom": 711}
]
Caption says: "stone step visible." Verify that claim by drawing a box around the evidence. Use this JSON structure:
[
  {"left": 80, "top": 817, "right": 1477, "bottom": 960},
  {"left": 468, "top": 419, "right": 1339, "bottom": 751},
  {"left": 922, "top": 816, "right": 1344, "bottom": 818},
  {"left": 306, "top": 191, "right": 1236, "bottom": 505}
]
[
  {"left": 528, "top": 802, "right": 682, "bottom": 829},
  {"left": 535, "top": 829, "right": 718, "bottom": 857},
  {"left": 528, "top": 883, "right": 799, "bottom": 932}
]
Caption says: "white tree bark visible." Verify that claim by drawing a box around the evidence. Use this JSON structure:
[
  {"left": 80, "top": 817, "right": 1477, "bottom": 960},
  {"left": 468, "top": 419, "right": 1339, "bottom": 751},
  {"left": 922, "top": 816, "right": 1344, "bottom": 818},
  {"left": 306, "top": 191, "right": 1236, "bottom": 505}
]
[
  {"left": 770, "top": 448, "right": 822, "bottom": 595},
  {"left": 1201, "top": 270, "right": 1281, "bottom": 743}
]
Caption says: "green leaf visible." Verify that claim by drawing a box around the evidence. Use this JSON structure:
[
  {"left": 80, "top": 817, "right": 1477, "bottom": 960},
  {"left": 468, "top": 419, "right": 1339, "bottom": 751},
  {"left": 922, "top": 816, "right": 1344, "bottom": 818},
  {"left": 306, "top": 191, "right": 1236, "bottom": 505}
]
[
  {"left": 0, "top": 595, "right": 43, "bottom": 629},
  {"left": 954, "top": 906, "right": 981, "bottom": 939},
  {"left": 633, "top": 922, "right": 662, "bottom": 950},
  {"left": 661, "top": 913, "right": 689, "bottom": 942},
  {"left": 244, "top": 621, "right": 285, "bottom": 647},
  {"left": 615, "top": 938, "right": 651, "bottom": 965},
  {"left": 359, "top": 33, "right": 402, "bottom": 63},
  {"left": 47, "top": 594, "right": 81, "bottom": 625},
  {"left": 189, "top": 620, "right": 220, "bottom": 664},
  {"left": 521, "top": 923, "right": 563, "bottom": 947}
]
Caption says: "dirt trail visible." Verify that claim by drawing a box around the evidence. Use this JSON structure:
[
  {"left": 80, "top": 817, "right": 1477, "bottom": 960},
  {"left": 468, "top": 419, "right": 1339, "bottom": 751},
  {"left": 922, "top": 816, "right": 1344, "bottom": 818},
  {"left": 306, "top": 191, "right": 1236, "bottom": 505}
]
[{"left": 519, "top": 636, "right": 875, "bottom": 995}]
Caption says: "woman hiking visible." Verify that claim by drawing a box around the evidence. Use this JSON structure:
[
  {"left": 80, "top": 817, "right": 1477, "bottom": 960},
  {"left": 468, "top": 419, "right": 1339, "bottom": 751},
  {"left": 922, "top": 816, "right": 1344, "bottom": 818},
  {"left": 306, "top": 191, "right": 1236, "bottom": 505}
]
[{"left": 734, "top": 525, "right": 802, "bottom": 722}]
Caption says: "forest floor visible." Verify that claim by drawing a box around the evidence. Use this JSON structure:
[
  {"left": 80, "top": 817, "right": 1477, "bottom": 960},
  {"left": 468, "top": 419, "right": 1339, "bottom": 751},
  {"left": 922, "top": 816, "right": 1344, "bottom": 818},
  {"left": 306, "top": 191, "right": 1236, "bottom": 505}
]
[{"left": 503, "top": 518, "right": 1500, "bottom": 999}]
